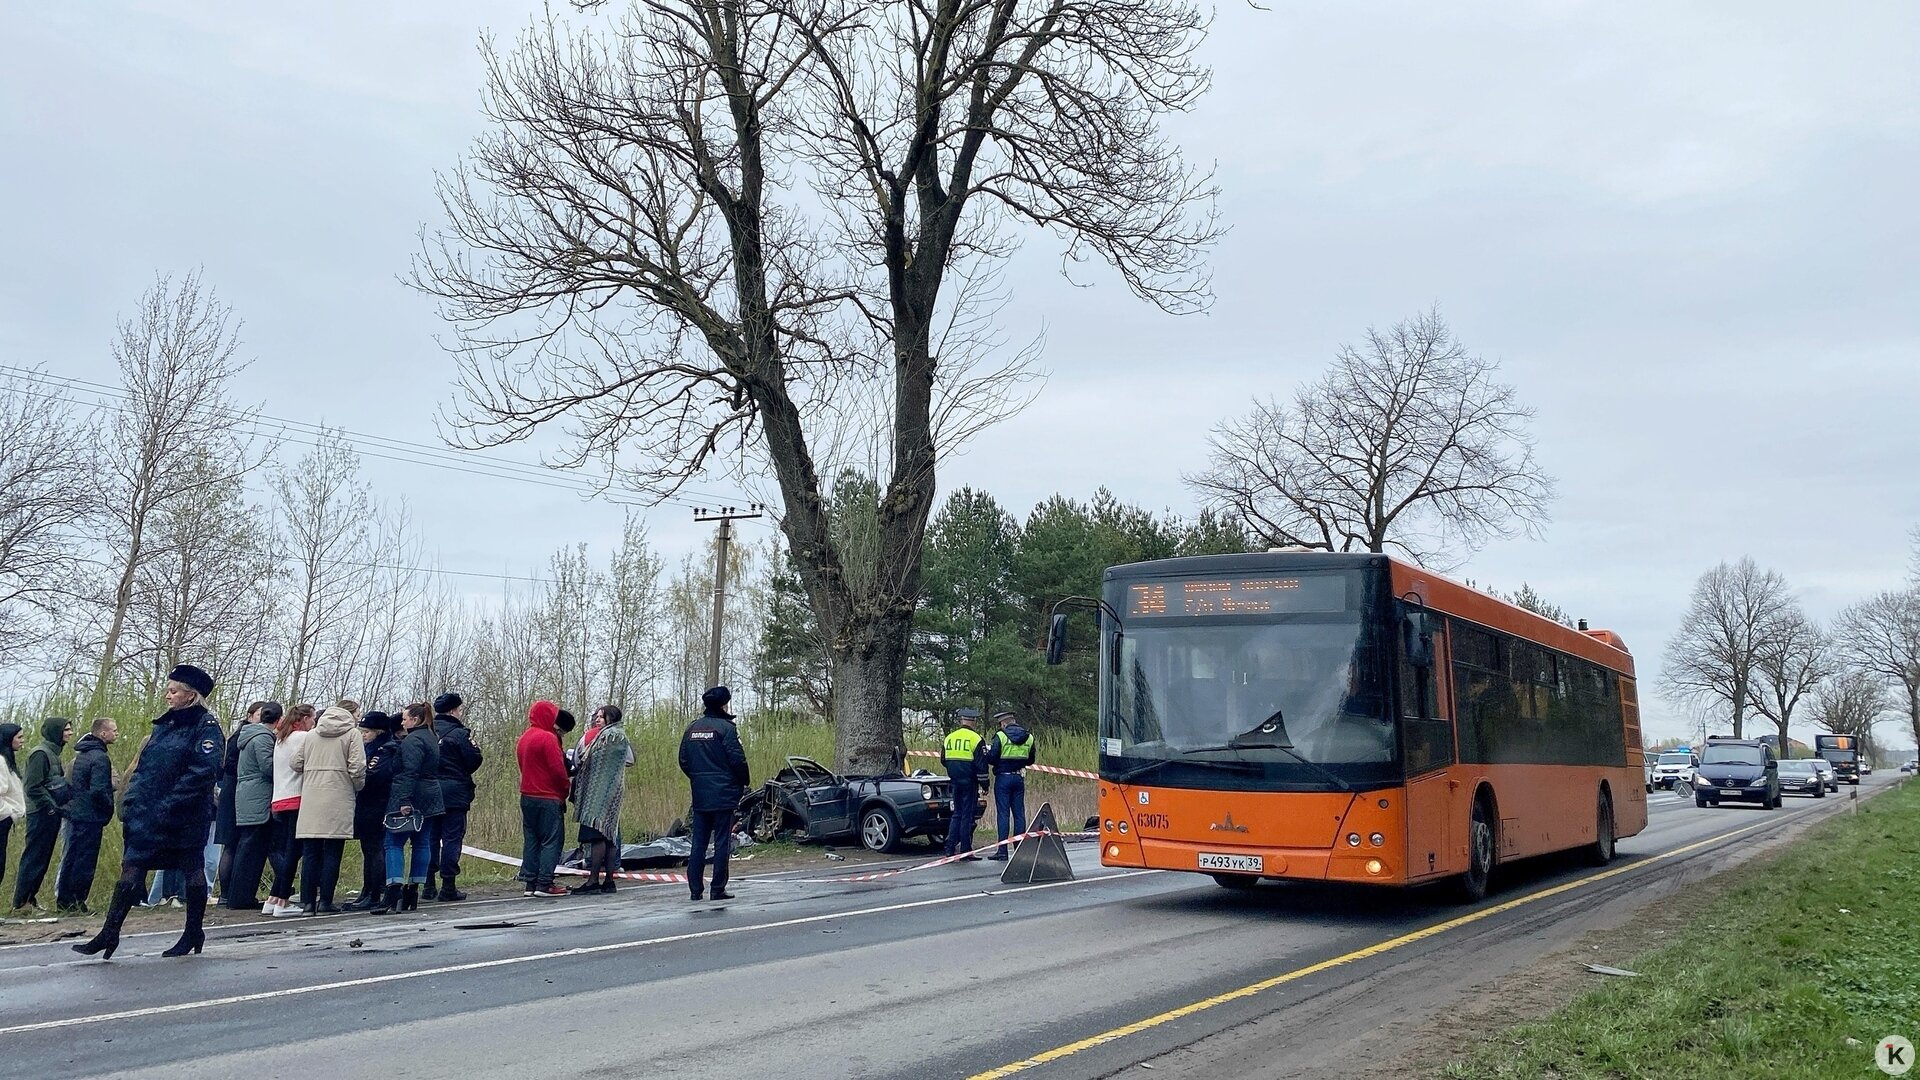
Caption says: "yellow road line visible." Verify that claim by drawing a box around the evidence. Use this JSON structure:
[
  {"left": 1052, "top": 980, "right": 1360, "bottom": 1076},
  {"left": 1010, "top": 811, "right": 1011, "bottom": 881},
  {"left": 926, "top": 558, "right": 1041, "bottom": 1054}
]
[{"left": 968, "top": 813, "right": 1789, "bottom": 1079}]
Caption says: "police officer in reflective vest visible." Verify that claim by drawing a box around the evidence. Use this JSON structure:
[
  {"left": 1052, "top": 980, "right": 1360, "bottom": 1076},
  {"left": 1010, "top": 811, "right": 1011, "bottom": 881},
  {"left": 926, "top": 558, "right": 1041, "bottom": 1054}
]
[
  {"left": 941, "top": 709, "right": 985, "bottom": 859},
  {"left": 980, "top": 710, "right": 1036, "bottom": 861}
]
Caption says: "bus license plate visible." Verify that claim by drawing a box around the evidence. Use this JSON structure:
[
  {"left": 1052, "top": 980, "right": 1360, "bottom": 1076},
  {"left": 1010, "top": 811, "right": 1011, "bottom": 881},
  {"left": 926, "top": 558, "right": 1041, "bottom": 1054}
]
[{"left": 1198, "top": 853, "right": 1262, "bottom": 873}]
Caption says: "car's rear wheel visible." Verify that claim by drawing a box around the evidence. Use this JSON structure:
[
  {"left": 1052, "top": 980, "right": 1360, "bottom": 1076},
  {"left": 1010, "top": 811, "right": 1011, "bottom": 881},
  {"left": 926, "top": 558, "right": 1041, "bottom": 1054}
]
[
  {"left": 860, "top": 806, "right": 901, "bottom": 853},
  {"left": 1211, "top": 873, "right": 1259, "bottom": 889},
  {"left": 1586, "top": 789, "right": 1616, "bottom": 866}
]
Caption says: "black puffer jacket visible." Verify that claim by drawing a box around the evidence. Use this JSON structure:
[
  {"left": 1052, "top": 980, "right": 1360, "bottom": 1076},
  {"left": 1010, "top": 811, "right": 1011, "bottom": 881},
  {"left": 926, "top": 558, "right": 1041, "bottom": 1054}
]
[
  {"left": 65, "top": 733, "right": 116, "bottom": 825},
  {"left": 434, "top": 715, "right": 483, "bottom": 811},
  {"left": 386, "top": 725, "right": 445, "bottom": 818},
  {"left": 355, "top": 732, "right": 401, "bottom": 841}
]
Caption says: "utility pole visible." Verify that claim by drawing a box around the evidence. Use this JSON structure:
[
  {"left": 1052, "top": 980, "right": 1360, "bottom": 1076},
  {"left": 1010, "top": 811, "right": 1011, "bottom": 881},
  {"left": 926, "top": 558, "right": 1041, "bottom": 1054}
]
[{"left": 695, "top": 504, "right": 763, "bottom": 690}]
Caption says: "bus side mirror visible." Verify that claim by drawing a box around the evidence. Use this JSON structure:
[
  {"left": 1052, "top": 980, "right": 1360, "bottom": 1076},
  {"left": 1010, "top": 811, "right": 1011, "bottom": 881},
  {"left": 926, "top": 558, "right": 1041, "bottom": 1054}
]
[
  {"left": 1404, "top": 612, "right": 1434, "bottom": 668},
  {"left": 1046, "top": 613, "right": 1068, "bottom": 666}
]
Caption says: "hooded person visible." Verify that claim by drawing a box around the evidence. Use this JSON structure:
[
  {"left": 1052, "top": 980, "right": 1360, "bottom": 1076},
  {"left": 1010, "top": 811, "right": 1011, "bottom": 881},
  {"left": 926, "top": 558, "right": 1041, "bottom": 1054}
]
[
  {"left": 55, "top": 718, "right": 119, "bottom": 912},
  {"left": 0, "top": 723, "right": 26, "bottom": 894},
  {"left": 979, "top": 711, "right": 1037, "bottom": 861},
  {"left": 678, "top": 686, "right": 749, "bottom": 902},
  {"left": 224, "top": 702, "right": 283, "bottom": 910},
  {"left": 74, "top": 664, "right": 224, "bottom": 961},
  {"left": 427, "top": 691, "right": 482, "bottom": 901},
  {"left": 13, "top": 716, "right": 74, "bottom": 911},
  {"left": 516, "top": 700, "right": 568, "bottom": 897},
  {"left": 345, "top": 711, "right": 401, "bottom": 911},
  {"left": 292, "top": 705, "right": 368, "bottom": 913}
]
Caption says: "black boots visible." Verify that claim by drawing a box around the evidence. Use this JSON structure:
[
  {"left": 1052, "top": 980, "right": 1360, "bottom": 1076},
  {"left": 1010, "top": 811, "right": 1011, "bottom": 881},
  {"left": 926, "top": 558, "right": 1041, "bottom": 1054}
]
[
  {"left": 371, "top": 883, "right": 404, "bottom": 915},
  {"left": 72, "top": 880, "right": 141, "bottom": 960},
  {"left": 400, "top": 884, "right": 420, "bottom": 912},
  {"left": 437, "top": 875, "right": 465, "bottom": 902},
  {"left": 161, "top": 886, "right": 208, "bottom": 957}
]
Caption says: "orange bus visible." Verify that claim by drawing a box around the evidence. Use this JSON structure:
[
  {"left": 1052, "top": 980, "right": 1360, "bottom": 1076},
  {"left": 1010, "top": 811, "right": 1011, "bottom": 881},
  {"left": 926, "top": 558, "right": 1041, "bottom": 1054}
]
[{"left": 1048, "top": 551, "right": 1647, "bottom": 900}]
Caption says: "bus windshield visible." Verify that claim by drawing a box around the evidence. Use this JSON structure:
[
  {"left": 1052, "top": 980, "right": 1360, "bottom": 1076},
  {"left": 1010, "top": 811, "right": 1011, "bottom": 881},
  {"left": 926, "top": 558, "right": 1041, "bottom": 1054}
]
[{"left": 1100, "top": 571, "right": 1395, "bottom": 789}]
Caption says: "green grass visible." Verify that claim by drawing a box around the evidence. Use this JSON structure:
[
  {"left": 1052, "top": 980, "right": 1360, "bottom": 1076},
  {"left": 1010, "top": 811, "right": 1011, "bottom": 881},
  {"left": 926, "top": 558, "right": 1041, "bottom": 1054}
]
[{"left": 1438, "top": 778, "right": 1920, "bottom": 1080}]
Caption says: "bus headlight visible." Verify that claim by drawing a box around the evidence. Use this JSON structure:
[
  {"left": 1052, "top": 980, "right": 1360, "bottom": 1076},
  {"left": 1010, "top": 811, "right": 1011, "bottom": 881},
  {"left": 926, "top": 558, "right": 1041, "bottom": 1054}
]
[
  {"left": 1346, "top": 833, "right": 1361, "bottom": 847},
  {"left": 1118, "top": 820, "right": 1130, "bottom": 834},
  {"left": 1365, "top": 859, "right": 1384, "bottom": 876},
  {"left": 1104, "top": 819, "right": 1115, "bottom": 832},
  {"left": 1106, "top": 844, "right": 1121, "bottom": 858},
  {"left": 1369, "top": 833, "right": 1385, "bottom": 847}
]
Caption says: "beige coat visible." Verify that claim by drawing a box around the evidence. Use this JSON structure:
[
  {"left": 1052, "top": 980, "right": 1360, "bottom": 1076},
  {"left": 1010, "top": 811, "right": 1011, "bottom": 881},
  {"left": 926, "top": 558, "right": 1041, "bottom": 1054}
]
[{"left": 293, "top": 707, "right": 367, "bottom": 839}]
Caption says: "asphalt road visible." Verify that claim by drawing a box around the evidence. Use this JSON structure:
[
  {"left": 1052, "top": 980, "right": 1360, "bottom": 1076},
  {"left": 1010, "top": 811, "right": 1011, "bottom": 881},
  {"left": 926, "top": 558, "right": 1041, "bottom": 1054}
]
[{"left": 0, "top": 775, "right": 1893, "bottom": 1080}]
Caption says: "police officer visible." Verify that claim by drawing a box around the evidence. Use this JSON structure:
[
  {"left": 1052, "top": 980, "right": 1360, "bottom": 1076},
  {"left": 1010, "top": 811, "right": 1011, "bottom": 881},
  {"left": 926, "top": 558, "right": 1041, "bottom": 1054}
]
[
  {"left": 980, "top": 710, "right": 1035, "bottom": 861},
  {"left": 678, "top": 687, "right": 749, "bottom": 902},
  {"left": 941, "top": 709, "right": 985, "bottom": 859}
]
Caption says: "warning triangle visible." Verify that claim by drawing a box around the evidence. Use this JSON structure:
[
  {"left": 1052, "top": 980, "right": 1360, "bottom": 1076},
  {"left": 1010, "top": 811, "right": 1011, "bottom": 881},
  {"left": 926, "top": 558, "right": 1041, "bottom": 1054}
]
[{"left": 1001, "top": 802, "right": 1075, "bottom": 885}]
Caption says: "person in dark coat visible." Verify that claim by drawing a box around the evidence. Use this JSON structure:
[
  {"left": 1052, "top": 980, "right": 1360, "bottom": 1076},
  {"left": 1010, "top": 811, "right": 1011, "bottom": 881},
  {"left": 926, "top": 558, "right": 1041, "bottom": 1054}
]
[
  {"left": 74, "top": 665, "right": 224, "bottom": 960},
  {"left": 376, "top": 703, "right": 443, "bottom": 914},
  {"left": 13, "top": 716, "right": 74, "bottom": 911},
  {"left": 427, "top": 692, "right": 482, "bottom": 901},
  {"left": 678, "top": 686, "right": 750, "bottom": 903},
  {"left": 55, "top": 718, "right": 119, "bottom": 912},
  {"left": 214, "top": 701, "right": 266, "bottom": 899},
  {"left": 345, "top": 711, "right": 401, "bottom": 911}
]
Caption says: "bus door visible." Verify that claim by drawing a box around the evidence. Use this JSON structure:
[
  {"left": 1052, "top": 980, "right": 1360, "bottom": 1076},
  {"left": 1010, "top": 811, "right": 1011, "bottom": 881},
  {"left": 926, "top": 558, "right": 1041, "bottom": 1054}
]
[{"left": 1401, "top": 608, "right": 1456, "bottom": 881}]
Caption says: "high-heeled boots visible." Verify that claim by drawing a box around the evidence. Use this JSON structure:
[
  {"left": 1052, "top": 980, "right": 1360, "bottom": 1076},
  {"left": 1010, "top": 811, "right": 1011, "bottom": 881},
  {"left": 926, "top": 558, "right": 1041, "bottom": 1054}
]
[
  {"left": 371, "top": 883, "right": 404, "bottom": 914},
  {"left": 162, "top": 885, "right": 209, "bottom": 957},
  {"left": 400, "top": 884, "right": 420, "bottom": 912},
  {"left": 72, "top": 880, "right": 141, "bottom": 960}
]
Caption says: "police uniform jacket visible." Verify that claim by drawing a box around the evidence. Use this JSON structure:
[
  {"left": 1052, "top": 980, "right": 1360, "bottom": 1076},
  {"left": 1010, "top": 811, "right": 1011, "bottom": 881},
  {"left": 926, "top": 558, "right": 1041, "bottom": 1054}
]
[
  {"left": 942, "top": 726, "right": 984, "bottom": 786},
  {"left": 678, "top": 711, "right": 750, "bottom": 812},
  {"left": 119, "top": 703, "right": 223, "bottom": 865}
]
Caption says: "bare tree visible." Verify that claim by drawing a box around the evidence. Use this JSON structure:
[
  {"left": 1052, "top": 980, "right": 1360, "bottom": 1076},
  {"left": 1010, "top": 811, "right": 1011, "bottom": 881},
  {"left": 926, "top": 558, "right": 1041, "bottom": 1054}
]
[
  {"left": 1661, "top": 558, "right": 1792, "bottom": 739},
  {"left": 1809, "top": 668, "right": 1888, "bottom": 741},
  {"left": 0, "top": 371, "right": 93, "bottom": 667},
  {"left": 1505, "top": 583, "right": 1571, "bottom": 627},
  {"left": 414, "top": 0, "right": 1216, "bottom": 771},
  {"left": 272, "top": 432, "right": 374, "bottom": 704},
  {"left": 600, "top": 515, "right": 664, "bottom": 707},
  {"left": 1747, "top": 605, "right": 1832, "bottom": 755},
  {"left": 1187, "top": 309, "right": 1553, "bottom": 566},
  {"left": 1835, "top": 589, "right": 1920, "bottom": 757},
  {"left": 86, "top": 272, "right": 258, "bottom": 712}
]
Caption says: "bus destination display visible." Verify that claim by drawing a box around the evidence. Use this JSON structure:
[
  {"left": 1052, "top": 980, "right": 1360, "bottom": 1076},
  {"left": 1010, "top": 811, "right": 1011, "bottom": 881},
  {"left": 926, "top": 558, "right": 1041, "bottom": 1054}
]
[{"left": 1125, "top": 575, "right": 1347, "bottom": 618}]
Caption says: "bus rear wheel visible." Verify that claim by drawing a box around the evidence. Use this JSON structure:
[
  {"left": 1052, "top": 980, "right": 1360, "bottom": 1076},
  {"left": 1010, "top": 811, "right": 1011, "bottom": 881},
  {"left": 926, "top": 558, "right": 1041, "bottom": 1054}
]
[
  {"left": 1455, "top": 795, "right": 1495, "bottom": 902},
  {"left": 1586, "top": 789, "right": 1616, "bottom": 866}
]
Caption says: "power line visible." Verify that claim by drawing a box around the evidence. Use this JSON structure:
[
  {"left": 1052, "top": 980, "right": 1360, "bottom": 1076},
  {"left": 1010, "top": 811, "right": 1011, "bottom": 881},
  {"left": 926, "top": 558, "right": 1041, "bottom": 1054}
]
[{"left": 1, "top": 366, "right": 771, "bottom": 521}]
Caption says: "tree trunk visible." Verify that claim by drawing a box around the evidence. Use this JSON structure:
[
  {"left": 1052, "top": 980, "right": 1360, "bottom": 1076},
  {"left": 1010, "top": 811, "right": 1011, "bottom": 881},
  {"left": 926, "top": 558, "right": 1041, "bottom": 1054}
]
[
  {"left": 830, "top": 612, "right": 913, "bottom": 775},
  {"left": 87, "top": 515, "right": 147, "bottom": 716}
]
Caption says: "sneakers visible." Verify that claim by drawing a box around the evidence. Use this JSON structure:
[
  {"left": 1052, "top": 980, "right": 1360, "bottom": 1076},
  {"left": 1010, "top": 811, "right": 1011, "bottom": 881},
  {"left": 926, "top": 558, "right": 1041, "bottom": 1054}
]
[
  {"left": 271, "top": 900, "right": 306, "bottom": 918},
  {"left": 533, "top": 885, "right": 568, "bottom": 898},
  {"left": 261, "top": 898, "right": 283, "bottom": 916},
  {"left": 567, "top": 880, "right": 602, "bottom": 895}
]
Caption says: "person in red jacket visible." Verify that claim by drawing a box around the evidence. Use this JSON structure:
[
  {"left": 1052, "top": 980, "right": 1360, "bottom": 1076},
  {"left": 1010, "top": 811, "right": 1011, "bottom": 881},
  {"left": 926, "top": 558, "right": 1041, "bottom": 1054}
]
[{"left": 515, "top": 700, "right": 569, "bottom": 897}]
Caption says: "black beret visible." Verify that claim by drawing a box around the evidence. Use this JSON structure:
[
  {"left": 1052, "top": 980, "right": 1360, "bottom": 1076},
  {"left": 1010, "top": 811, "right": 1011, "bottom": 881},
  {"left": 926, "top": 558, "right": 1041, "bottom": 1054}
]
[{"left": 168, "top": 664, "right": 215, "bottom": 697}]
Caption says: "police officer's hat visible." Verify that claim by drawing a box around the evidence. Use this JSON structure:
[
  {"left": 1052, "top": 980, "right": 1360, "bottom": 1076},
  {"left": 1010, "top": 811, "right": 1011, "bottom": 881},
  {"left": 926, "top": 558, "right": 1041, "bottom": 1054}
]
[{"left": 954, "top": 707, "right": 981, "bottom": 723}]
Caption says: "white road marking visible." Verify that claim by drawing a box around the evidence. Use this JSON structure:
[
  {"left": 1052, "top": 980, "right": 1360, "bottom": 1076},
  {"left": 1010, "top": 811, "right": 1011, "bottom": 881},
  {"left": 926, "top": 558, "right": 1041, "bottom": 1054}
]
[{"left": 0, "top": 870, "right": 1158, "bottom": 1036}]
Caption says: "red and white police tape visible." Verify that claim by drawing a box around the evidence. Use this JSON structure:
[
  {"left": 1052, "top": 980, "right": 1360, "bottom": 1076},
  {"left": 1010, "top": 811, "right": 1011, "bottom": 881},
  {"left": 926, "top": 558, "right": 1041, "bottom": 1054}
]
[
  {"left": 904, "top": 749, "right": 1098, "bottom": 781},
  {"left": 462, "top": 845, "right": 689, "bottom": 884}
]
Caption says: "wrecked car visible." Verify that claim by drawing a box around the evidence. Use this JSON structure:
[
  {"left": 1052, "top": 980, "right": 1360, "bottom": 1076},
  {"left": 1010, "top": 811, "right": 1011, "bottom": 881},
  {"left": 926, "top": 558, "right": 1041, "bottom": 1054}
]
[{"left": 738, "top": 756, "right": 953, "bottom": 852}]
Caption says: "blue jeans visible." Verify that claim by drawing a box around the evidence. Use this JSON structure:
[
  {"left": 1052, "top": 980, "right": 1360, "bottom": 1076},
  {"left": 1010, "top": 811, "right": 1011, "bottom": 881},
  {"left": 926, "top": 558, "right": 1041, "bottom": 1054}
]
[
  {"left": 688, "top": 809, "right": 735, "bottom": 897},
  {"left": 518, "top": 796, "right": 564, "bottom": 888},
  {"left": 385, "top": 816, "right": 440, "bottom": 885},
  {"left": 994, "top": 772, "right": 1027, "bottom": 855}
]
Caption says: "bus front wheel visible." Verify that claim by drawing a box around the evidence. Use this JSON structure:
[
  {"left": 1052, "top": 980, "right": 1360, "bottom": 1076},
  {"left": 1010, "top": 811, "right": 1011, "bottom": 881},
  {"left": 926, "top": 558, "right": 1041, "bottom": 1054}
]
[{"left": 1455, "top": 795, "right": 1495, "bottom": 902}]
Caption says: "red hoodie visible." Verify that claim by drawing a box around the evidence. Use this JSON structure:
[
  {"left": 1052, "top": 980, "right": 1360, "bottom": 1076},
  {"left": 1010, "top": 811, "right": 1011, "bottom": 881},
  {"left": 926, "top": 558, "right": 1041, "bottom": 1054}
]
[{"left": 516, "top": 700, "right": 569, "bottom": 801}]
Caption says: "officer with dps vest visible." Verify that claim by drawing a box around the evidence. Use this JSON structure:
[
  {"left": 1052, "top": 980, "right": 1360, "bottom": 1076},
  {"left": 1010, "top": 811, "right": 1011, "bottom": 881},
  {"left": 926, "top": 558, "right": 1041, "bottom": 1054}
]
[
  {"left": 941, "top": 709, "right": 985, "bottom": 859},
  {"left": 979, "top": 710, "right": 1036, "bottom": 861}
]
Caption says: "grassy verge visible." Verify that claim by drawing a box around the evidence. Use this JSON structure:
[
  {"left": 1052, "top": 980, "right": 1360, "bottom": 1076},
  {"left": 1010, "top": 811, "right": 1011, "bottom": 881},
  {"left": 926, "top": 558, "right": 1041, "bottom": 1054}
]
[{"left": 1439, "top": 779, "right": 1920, "bottom": 1079}]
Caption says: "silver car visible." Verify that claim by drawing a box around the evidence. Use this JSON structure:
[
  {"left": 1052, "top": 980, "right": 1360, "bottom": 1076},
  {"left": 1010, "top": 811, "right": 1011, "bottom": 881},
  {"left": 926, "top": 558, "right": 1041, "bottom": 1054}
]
[
  {"left": 1777, "top": 759, "right": 1826, "bottom": 798},
  {"left": 1809, "top": 758, "right": 1837, "bottom": 792}
]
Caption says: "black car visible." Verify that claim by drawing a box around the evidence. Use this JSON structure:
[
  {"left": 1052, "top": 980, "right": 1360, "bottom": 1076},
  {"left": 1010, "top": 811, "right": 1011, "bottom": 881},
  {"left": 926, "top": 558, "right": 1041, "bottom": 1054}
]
[
  {"left": 1775, "top": 759, "right": 1826, "bottom": 799},
  {"left": 737, "top": 756, "right": 953, "bottom": 853},
  {"left": 1692, "top": 738, "right": 1780, "bottom": 809}
]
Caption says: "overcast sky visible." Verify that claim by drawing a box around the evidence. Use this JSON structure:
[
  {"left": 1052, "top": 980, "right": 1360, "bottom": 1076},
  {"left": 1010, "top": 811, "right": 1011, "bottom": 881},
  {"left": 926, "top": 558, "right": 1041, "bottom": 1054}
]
[{"left": 3, "top": 1, "right": 1916, "bottom": 747}]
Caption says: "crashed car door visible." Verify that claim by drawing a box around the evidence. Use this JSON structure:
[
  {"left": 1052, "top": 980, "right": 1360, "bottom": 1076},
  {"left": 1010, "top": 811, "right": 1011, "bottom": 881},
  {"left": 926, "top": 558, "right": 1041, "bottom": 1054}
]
[{"left": 802, "top": 780, "right": 857, "bottom": 839}]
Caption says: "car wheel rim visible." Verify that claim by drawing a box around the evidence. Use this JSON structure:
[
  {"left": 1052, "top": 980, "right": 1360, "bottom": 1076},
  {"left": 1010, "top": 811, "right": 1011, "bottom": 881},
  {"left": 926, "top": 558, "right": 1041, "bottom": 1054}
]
[
  {"left": 1470, "top": 811, "right": 1492, "bottom": 876},
  {"left": 863, "top": 815, "right": 890, "bottom": 850}
]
